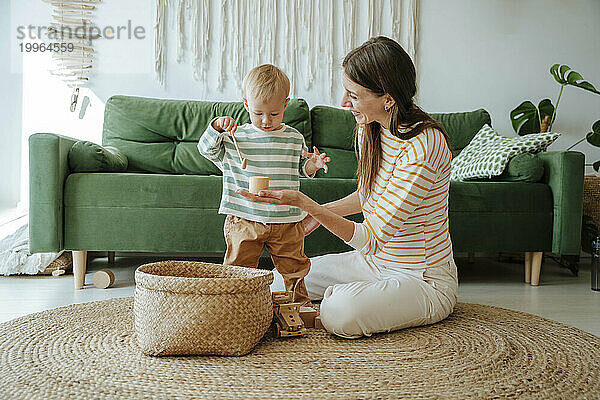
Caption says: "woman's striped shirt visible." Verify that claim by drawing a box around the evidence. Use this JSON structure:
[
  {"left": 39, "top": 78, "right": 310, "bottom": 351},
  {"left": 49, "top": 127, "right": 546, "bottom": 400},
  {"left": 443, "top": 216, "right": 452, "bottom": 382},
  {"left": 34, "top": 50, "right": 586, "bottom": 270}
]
[
  {"left": 197, "top": 121, "right": 312, "bottom": 224},
  {"left": 347, "top": 125, "right": 453, "bottom": 269}
]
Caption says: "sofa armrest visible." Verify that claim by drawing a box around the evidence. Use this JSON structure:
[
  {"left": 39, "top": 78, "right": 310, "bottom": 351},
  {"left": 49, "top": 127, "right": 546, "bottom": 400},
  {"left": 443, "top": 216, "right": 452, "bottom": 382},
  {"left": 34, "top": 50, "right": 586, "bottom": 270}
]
[
  {"left": 537, "top": 151, "right": 585, "bottom": 255},
  {"left": 29, "top": 133, "right": 78, "bottom": 253}
]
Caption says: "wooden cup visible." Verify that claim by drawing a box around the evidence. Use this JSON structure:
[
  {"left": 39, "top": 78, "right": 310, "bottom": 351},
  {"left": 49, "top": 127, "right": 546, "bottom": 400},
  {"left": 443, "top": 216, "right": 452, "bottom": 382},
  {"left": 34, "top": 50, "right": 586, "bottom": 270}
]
[
  {"left": 249, "top": 176, "right": 269, "bottom": 195},
  {"left": 93, "top": 269, "right": 115, "bottom": 289}
]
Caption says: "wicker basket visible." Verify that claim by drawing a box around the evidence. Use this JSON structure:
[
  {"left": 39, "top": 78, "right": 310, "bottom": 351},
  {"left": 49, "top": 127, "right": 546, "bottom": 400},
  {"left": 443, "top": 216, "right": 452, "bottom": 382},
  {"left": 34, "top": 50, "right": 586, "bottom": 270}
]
[
  {"left": 584, "top": 175, "right": 600, "bottom": 229},
  {"left": 38, "top": 251, "right": 72, "bottom": 275},
  {"left": 134, "top": 261, "right": 274, "bottom": 356}
]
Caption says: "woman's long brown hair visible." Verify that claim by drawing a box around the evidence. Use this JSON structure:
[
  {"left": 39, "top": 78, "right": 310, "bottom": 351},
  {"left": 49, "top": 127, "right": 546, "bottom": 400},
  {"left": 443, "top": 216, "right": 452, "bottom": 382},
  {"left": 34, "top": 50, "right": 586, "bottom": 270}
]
[{"left": 343, "top": 36, "right": 450, "bottom": 197}]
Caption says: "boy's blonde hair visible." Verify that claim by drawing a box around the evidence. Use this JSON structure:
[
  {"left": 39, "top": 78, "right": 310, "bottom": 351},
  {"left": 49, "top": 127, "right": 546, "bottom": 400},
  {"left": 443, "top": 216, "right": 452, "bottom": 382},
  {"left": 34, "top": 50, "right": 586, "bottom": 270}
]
[{"left": 242, "top": 64, "right": 290, "bottom": 102}]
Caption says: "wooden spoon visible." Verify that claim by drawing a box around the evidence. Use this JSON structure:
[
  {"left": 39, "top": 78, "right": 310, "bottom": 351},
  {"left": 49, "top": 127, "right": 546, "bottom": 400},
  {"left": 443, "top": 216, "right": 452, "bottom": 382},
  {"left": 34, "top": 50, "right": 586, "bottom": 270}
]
[{"left": 229, "top": 132, "right": 247, "bottom": 169}]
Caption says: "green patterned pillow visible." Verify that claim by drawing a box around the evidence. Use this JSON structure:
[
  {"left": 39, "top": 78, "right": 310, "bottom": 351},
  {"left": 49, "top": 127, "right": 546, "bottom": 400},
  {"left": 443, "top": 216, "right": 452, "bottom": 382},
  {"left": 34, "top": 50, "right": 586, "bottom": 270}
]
[{"left": 450, "top": 124, "right": 560, "bottom": 181}]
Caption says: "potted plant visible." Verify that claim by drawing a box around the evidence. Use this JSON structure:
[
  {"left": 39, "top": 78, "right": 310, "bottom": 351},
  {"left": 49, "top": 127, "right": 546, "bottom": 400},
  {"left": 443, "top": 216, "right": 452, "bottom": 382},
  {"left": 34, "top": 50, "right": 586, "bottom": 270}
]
[
  {"left": 510, "top": 64, "right": 600, "bottom": 171},
  {"left": 509, "top": 64, "right": 600, "bottom": 272}
]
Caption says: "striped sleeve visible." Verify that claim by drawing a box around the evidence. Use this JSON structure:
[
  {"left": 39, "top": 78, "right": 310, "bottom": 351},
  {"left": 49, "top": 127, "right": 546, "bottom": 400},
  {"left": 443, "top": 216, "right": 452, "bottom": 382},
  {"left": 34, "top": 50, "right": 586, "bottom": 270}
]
[
  {"left": 299, "top": 138, "right": 315, "bottom": 179},
  {"left": 197, "top": 118, "right": 226, "bottom": 165},
  {"left": 347, "top": 160, "right": 437, "bottom": 254}
]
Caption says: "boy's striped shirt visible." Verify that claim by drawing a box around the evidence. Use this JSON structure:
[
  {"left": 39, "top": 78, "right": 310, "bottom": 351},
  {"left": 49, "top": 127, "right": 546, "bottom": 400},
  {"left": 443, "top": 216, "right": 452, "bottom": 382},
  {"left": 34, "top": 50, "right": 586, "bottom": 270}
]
[
  {"left": 347, "top": 125, "right": 453, "bottom": 269},
  {"left": 197, "top": 121, "right": 312, "bottom": 223}
]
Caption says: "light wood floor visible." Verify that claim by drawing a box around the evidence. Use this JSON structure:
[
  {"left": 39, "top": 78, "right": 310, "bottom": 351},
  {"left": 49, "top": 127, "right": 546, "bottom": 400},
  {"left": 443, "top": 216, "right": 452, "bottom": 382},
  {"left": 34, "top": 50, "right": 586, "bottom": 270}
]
[{"left": 1, "top": 250, "right": 599, "bottom": 336}]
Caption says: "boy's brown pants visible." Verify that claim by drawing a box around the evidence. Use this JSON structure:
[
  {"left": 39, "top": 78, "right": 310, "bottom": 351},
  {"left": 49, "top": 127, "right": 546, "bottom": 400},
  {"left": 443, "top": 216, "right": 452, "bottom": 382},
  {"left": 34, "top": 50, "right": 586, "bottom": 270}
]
[{"left": 223, "top": 215, "right": 311, "bottom": 306}]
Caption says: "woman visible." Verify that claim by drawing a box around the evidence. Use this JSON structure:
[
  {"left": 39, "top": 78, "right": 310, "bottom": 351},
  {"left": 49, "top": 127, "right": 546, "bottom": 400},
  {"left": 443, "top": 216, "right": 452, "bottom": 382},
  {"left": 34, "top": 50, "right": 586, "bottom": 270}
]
[{"left": 237, "top": 36, "right": 458, "bottom": 339}]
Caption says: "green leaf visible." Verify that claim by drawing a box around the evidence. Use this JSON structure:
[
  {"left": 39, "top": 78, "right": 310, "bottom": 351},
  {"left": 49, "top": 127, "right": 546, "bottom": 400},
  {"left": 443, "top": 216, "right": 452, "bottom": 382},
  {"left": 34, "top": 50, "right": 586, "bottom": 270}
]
[
  {"left": 551, "top": 64, "right": 571, "bottom": 84},
  {"left": 594, "top": 160, "right": 600, "bottom": 172},
  {"left": 566, "top": 71, "right": 583, "bottom": 84},
  {"left": 550, "top": 64, "right": 600, "bottom": 94},
  {"left": 550, "top": 64, "right": 565, "bottom": 84},
  {"left": 538, "top": 98, "right": 555, "bottom": 124},
  {"left": 574, "top": 81, "right": 600, "bottom": 94},
  {"left": 586, "top": 131, "right": 600, "bottom": 147},
  {"left": 510, "top": 101, "right": 540, "bottom": 135},
  {"left": 587, "top": 120, "right": 600, "bottom": 147}
]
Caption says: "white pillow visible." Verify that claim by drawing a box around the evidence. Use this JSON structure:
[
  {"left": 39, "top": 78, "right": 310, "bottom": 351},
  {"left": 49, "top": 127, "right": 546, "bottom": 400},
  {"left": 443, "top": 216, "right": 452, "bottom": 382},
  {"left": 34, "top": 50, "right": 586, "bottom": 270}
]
[{"left": 450, "top": 124, "right": 560, "bottom": 181}]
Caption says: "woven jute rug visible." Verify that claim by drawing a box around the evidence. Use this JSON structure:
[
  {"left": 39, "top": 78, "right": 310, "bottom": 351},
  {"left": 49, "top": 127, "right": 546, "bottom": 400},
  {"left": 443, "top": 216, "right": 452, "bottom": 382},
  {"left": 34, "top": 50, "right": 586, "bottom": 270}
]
[{"left": 1, "top": 298, "right": 599, "bottom": 399}]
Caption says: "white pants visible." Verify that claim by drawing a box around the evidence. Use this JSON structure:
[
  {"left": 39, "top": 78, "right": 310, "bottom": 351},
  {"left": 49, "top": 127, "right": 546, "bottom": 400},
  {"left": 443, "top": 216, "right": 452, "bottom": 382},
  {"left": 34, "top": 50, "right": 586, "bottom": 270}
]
[{"left": 270, "top": 250, "right": 458, "bottom": 338}]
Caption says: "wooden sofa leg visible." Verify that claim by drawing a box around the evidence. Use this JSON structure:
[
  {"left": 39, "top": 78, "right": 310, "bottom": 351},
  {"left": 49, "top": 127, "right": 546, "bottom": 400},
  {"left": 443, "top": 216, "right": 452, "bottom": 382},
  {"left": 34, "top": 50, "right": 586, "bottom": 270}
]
[
  {"left": 108, "top": 251, "right": 115, "bottom": 264},
  {"left": 73, "top": 251, "right": 88, "bottom": 289},
  {"left": 524, "top": 252, "right": 533, "bottom": 283},
  {"left": 530, "top": 252, "right": 543, "bottom": 286}
]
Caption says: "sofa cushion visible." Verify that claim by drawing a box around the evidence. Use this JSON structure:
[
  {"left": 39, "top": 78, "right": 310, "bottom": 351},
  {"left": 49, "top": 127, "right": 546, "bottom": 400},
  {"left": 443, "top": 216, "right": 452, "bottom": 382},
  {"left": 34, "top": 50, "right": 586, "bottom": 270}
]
[
  {"left": 63, "top": 173, "right": 555, "bottom": 254},
  {"left": 450, "top": 125, "right": 560, "bottom": 181},
  {"left": 63, "top": 173, "right": 227, "bottom": 252},
  {"left": 300, "top": 177, "right": 362, "bottom": 256},
  {"left": 449, "top": 181, "right": 554, "bottom": 252},
  {"left": 430, "top": 109, "right": 491, "bottom": 156},
  {"left": 309, "top": 106, "right": 358, "bottom": 179},
  {"left": 496, "top": 153, "right": 545, "bottom": 182},
  {"left": 450, "top": 181, "right": 551, "bottom": 213},
  {"left": 309, "top": 107, "right": 493, "bottom": 180},
  {"left": 310, "top": 107, "right": 491, "bottom": 170},
  {"left": 64, "top": 173, "right": 223, "bottom": 208},
  {"left": 314, "top": 147, "right": 358, "bottom": 179},
  {"left": 311, "top": 105, "right": 356, "bottom": 150},
  {"left": 102, "top": 96, "right": 311, "bottom": 175},
  {"left": 63, "top": 173, "right": 359, "bottom": 255},
  {"left": 68, "top": 141, "right": 128, "bottom": 172}
]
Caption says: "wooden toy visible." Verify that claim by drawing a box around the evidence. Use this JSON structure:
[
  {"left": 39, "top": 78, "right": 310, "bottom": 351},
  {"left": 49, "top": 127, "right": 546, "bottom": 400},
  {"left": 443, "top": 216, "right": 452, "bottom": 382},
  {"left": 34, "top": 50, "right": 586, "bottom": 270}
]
[
  {"left": 314, "top": 316, "right": 325, "bottom": 331},
  {"left": 272, "top": 291, "right": 306, "bottom": 337},
  {"left": 299, "top": 306, "right": 318, "bottom": 328},
  {"left": 93, "top": 269, "right": 115, "bottom": 289},
  {"left": 249, "top": 176, "right": 269, "bottom": 195}
]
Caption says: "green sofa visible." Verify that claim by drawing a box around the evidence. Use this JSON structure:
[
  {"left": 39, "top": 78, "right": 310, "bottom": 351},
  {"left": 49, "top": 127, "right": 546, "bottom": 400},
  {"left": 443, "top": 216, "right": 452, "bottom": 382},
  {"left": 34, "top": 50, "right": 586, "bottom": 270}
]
[{"left": 29, "top": 95, "right": 584, "bottom": 288}]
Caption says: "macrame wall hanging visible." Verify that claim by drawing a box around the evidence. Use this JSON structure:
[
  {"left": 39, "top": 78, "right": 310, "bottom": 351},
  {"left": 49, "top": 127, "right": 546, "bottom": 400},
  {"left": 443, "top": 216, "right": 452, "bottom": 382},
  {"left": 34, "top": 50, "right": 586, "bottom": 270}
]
[
  {"left": 154, "top": 0, "right": 418, "bottom": 102},
  {"left": 43, "top": 0, "right": 101, "bottom": 111}
]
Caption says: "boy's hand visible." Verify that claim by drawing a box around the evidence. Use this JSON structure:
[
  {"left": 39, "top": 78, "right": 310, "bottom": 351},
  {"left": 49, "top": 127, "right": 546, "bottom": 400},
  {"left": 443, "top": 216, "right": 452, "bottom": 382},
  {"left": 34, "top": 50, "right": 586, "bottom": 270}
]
[
  {"left": 303, "top": 146, "right": 331, "bottom": 174},
  {"left": 212, "top": 116, "right": 238, "bottom": 134}
]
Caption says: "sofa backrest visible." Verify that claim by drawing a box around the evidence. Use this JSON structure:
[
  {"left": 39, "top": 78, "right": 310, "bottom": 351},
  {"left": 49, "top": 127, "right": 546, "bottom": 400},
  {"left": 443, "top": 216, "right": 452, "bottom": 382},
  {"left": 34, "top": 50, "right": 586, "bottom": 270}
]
[
  {"left": 310, "top": 107, "right": 492, "bottom": 178},
  {"left": 102, "top": 95, "right": 312, "bottom": 174},
  {"left": 103, "top": 95, "right": 491, "bottom": 177},
  {"left": 430, "top": 109, "right": 491, "bottom": 156},
  {"left": 310, "top": 105, "right": 358, "bottom": 179}
]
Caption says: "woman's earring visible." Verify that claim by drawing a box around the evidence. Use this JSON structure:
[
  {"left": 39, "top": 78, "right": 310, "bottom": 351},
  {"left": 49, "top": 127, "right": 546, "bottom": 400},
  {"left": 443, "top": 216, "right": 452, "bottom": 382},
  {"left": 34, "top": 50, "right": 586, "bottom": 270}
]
[{"left": 385, "top": 105, "right": 390, "bottom": 112}]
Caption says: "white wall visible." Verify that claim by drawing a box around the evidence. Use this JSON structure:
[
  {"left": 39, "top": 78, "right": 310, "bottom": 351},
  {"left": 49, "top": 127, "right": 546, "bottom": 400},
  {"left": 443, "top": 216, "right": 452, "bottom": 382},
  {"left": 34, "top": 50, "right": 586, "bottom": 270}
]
[
  {"left": 4, "top": 0, "right": 600, "bottom": 210},
  {"left": 418, "top": 0, "right": 600, "bottom": 174},
  {"left": 1, "top": 1, "right": 22, "bottom": 209}
]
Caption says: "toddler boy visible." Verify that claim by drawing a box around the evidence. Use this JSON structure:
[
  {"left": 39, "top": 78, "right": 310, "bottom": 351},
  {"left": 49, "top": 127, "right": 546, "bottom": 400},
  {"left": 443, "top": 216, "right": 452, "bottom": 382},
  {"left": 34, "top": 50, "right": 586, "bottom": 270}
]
[{"left": 197, "top": 64, "right": 330, "bottom": 305}]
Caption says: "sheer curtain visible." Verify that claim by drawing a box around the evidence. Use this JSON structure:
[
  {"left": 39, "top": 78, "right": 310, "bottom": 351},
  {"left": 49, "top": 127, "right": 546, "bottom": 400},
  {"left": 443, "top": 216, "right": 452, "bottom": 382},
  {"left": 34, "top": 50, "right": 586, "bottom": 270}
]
[
  {"left": 18, "top": 36, "right": 105, "bottom": 214},
  {"left": 0, "top": 36, "right": 105, "bottom": 271}
]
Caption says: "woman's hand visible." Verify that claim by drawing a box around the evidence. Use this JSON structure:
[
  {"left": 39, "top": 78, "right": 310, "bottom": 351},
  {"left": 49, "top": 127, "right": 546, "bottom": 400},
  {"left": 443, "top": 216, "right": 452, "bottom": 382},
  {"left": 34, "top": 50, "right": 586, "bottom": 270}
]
[
  {"left": 236, "top": 188, "right": 307, "bottom": 208},
  {"left": 236, "top": 188, "right": 320, "bottom": 235},
  {"left": 302, "top": 214, "right": 321, "bottom": 236},
  {"left": 237, "top": 187, "right": 355, "bottom": 242}
]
